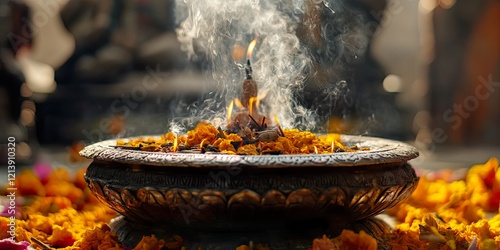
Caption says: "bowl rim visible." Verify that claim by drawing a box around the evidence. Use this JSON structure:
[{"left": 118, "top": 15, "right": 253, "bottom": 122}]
[{"left": 79, "top": 135, "right": 419, "bottom": 168}]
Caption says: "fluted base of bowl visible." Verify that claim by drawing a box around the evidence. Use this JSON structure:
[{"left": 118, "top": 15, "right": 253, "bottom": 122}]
[
  {"left": 85, "top": 160, "right": 418, "bottom": 231},
  {"left": 109, "top": 215, "right": 393, "bottom": 249}
]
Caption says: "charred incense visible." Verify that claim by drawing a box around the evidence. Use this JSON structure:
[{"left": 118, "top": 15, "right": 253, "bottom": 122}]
[
  {"left": 115, "top": 120, "right": 359, "bottom": 155},
  {"left": 273, "top": 115, "right": 285, "bottom": 137},
  {"left": 241, "top": 66, "right": 257, "bottom": 110},
  {"left": 245, "top": 59, "right": 252, "bottom": 79},
  {"left": 248, "top": 115, "right": 261, "bottom": 130},
  {"left": 230, "top": 57, "right": 268, "bottom": 130},
  {"left": 217, "top": 127, "right": 226, "bottom": 139}
]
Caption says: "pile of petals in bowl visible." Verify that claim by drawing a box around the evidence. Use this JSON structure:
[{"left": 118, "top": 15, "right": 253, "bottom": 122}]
[
  {"left": 115, "top": 122, "right": 365, "bottom": 155},
  {"left": 1, "top": 157, "right": 500, "bottom": 249}
]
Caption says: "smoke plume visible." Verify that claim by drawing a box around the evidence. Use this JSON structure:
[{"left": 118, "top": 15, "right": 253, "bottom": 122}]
[{"left": 174, "top": 0, "right": 375, "bottom": 132}]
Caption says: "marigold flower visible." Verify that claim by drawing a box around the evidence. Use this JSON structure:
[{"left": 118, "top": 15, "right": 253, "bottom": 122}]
[
  {"left": 133, "top": 235, "right": 165, "bottom": 250},
  {"left": 186, "top": 123, "right": 219, "bottom": 146},
  {"left": 311, "top": 230, "right": 377, "bottom": 250}
]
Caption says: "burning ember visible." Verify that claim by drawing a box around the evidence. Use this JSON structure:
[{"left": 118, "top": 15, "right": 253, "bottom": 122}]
[
  {"left": 116, "top": 39, "right": 367, "bottom": 155},
  {"left": 115, "top": 122, "right": 364, "bottom": 155},
  {"left": 114, "top": 113, "right": 368, "bottom": 155}
]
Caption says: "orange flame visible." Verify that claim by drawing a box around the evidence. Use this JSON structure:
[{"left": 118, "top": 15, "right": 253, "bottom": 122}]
[
  {"left": 249, "top": 97, "right": 257, "bottom": 117},
  {"left": 172, "top": 134, "right": 178, "bottom": 152},
  {"left": 234, "top": 98, "right": 244, "bottom": 109},
  {"left": 273, "top": 115, "right": 281, "bottom": 127},
  {"left": 331, "top": 140, "right": 335, "bottom": 153},
  {"left": 274, "top": 115, "right": 284, "bottom": 136},
  {"left": 247, "top": 38, "right": 258, "bottom": 59},
  {"left": 314, "top": 145, "right": 319, "bottom": 154},
  {"left": 256, "top": 90, "right": 268, "bottom": 108},
  {"left": 227, "top": 100, "right": 234, "bottom": 125},
  {"left": 199, "top": 138, "right": 208, "bottom": 150}
]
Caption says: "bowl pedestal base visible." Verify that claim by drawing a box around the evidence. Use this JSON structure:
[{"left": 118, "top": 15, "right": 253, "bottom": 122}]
[{"left": 109, "top": 215, "right": 392, "bottom": 250}]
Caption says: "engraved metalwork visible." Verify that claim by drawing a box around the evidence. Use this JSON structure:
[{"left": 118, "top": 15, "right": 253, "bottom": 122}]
[{"left": 82, "top": 135, "right": 419, "bottom": 232}]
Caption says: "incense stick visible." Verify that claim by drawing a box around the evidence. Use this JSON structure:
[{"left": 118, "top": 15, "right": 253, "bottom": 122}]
[{"left": 31, "top": 237, "right": 51, "bottom": 250}]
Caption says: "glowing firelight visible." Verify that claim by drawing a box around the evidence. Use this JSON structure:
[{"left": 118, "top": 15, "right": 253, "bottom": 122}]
[
  {"left": 199, "top": 138, "right": 208, "bottom": 150},
  {"left": 273, "top": 115, "right": 281, "bottom": 126},
  {"left": 314, "top": 146, "right": 319, "bottom": 154},
  {"left": 256, "top": 90, "right": 267, "bottom": 108},
  {"left": 273, "top": 115, "right": 284, "bottom": 136},
  {"left": 172, "top": 134, "right": 178, "bottom": 152},
  {"left": 227, "top": 100, "right": 234, "bottom": 125},
  {"left": 234, "top": 98, "right": 244, "bottom": 109},
  {"left": 331, "top": 140, "right": 335, "bottom": 153},
  {"left": 247, "top": 38, "right": 258, "bottom": 59},
  {"left": 249, "top": 97, "right": 257, "bottom": 117}
]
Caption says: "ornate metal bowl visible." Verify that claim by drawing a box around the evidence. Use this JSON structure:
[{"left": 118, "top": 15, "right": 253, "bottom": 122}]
[{"left": 81, "top": 135, "right": 419, "bottom": 234}]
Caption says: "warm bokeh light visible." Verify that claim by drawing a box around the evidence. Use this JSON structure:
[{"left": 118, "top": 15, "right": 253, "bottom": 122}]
[
  {"left": 382, "top": 74, "right": 403, "bottom": 93},
  {"left": 232, "top": 44, "right": 246, "bottom": 61},
  {"left": 21, "top": 100, "right": 36, "bottom": 112},
  {"left": 419, "top": 0, "right": 437, "bottom": 13},
  {"left": 18, "top": 141, "right": 32, "bottom": 158},
  {"left": 20, "top": 108, "right": 35, "bottom": 126},
  {"left": 20, "top": 83, "right": 33, "bottom": 98},
  {"left": 413, "top": 110, "right": 432, "bottom": 132},
  {"left": 438, "top": 0, "right": 456, "bottom": 9}
]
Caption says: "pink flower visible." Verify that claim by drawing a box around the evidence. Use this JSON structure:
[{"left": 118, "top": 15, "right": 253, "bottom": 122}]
[
  {"left": 33, "top": 162, "right": 53, "bottom": 184},
  {"left": 0, "top": 239, "right": 32, "bottom": 250}
]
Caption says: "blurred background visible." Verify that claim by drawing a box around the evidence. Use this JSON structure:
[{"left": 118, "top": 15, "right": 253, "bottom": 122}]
[{"left": 0, "top": 0, "right": 498, "bottom": 169}]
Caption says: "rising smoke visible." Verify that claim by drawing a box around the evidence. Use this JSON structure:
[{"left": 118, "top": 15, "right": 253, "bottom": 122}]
[{"left": 174, "top": 0, "right": 377, "bottom": 132}]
